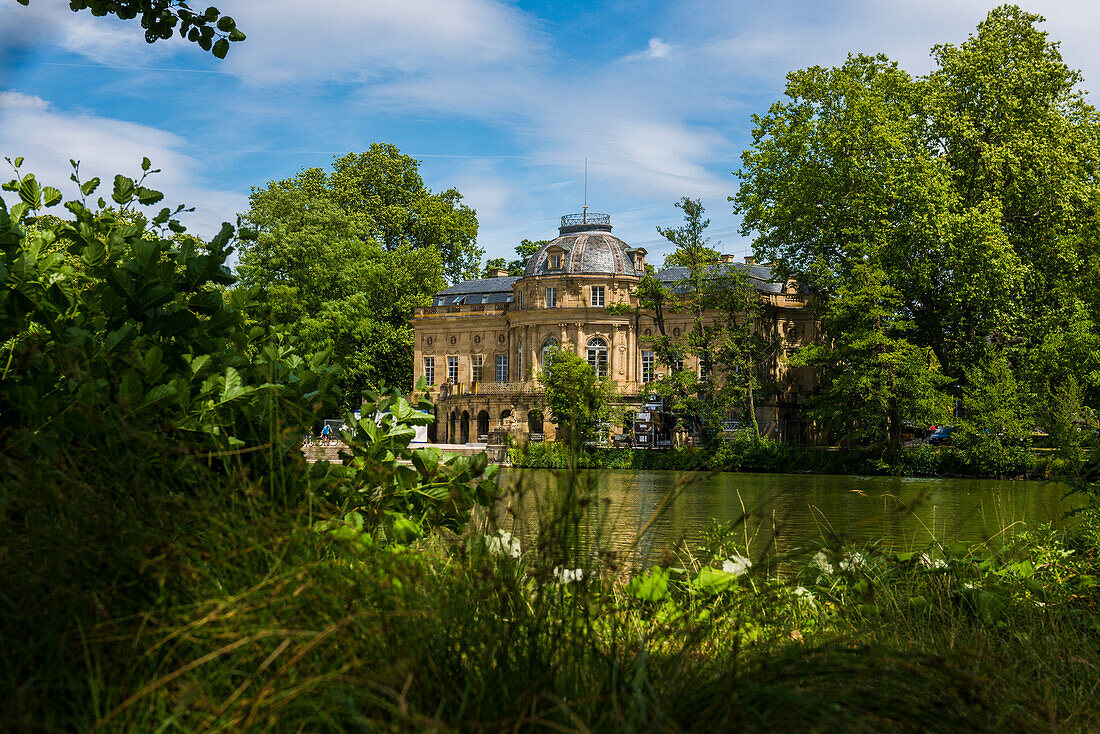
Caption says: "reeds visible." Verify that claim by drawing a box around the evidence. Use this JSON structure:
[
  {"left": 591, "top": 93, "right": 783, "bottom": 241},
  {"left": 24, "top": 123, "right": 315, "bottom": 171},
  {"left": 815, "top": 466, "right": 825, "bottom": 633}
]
[{"left": 2, "top": 426, "right": 1098, "bottom": 732}]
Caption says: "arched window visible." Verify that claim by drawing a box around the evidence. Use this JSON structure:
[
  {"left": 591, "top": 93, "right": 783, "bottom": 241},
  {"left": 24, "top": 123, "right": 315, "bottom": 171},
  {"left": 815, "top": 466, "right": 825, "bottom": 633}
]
[
  {"left": 587, "top": 337, "right": 609, "bottom": 377},
  {"left": 541, "top": 337, "right": 558, "bottom": 368}
]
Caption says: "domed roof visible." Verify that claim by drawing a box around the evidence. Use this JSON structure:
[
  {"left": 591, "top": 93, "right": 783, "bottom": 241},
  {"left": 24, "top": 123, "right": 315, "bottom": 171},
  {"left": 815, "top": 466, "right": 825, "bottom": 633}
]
[{"left": 523, "top": 213, "right": 641, "bottom": 278}]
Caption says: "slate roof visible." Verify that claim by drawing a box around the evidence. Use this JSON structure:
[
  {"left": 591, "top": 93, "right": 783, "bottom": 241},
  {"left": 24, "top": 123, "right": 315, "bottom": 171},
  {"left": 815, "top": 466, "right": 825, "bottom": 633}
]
[
  {"left": 656, "top": 262, "right": 785, "bottom": 294},
  {"left": 432, "top": 276, "right": 518, "bottom": 306}
]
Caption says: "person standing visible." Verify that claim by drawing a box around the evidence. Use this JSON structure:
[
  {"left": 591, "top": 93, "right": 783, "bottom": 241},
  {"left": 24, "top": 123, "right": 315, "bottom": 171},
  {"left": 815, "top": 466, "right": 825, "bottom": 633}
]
[{"left": 321, "top": 423, "right": 331, "bottom": 446}]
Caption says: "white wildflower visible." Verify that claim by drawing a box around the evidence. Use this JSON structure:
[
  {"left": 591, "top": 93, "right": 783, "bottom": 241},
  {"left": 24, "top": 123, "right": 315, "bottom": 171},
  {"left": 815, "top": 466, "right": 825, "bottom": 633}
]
[
  {"left": 838, "top": 551, "right": 865, "bottom": 572},
  {"left": 722, "top": 554, "right": 753, "bottom": 576},
  {"left": 813, "top": 551, "right": 833, "bottom": 575},
  {"left": 553, "top": 566, "right": 585, "bottom": 584},
  {"left": 918, "top": 553, "right": 947, "bottom": 570},
  {"left": 793, "top": 586, "right": 815, "bottom": 604},
  {"left": 486, "top": 530, "right": 521, "bottom": 559}
]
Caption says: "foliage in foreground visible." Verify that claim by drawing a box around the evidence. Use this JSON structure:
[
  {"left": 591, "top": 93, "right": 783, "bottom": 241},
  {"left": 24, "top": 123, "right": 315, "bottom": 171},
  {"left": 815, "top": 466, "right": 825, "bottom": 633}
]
[{"left": 4, "top": 466, "right": 1099, "bottom": 732}]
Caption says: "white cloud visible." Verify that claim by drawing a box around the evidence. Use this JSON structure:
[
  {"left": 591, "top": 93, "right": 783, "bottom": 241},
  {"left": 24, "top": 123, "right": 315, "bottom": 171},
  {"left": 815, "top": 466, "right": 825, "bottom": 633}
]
[
  {"left": 0, "top": 92, "right": 246, "bottom": 238},
  {"left": 0, "top": 1, "right": 159, "bottom": 66},
  {"left": 222, "top": 0, "right": 539, "bottom": 84},
  {"left": 626, "top": 37, "right": 673, "bottom": 61},
  {"left": 0, "top": 91, "right": 49, "bottom": 111}
]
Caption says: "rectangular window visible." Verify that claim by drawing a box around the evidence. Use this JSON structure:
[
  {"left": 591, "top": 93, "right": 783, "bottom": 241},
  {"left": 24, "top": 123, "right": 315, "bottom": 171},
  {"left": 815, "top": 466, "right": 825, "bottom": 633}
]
[
  {"left": 447, "top": 355, "right": 459, "bottom": 384},
  {"left": 472, "top": 355, "right": 483, "bottom": 382},
  {"left": 590, "top": 285, "right": 605, "bottom": 307},
  {"left": 424, "top": 357, "right": 435, "bottom": 386},
  {"left": 546, "top": 287, "right": 557, "bottom": 308},
  {"left": 673, "top": 357, "right": 684, "bottom": 373},
  {"left": 496, "top": 354, "right": 508, "bottom": 383},
  {"left": 516, "top": 347, "right": 523, "bottom": 380},
  {"left": 642, "top": 351, "right": 654, "bottom": 383},
  {"left": 550, "top": 254, "right": 561, "bottom": 269}
]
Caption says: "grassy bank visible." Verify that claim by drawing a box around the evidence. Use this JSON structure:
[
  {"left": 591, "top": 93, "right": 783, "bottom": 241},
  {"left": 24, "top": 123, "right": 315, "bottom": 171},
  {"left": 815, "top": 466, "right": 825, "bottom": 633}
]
[
  {"left": 510, "top": 437, "right": 1062, "bottom": 479},
  {"left": 4, "top": 433, "right": 1100, "bottom": 731}
]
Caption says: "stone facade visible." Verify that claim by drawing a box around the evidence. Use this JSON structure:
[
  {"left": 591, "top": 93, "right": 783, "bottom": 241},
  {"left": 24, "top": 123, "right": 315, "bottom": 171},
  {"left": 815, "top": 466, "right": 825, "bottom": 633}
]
[{"left": 412, "top": 214, "right": 817, "bottom": 445}]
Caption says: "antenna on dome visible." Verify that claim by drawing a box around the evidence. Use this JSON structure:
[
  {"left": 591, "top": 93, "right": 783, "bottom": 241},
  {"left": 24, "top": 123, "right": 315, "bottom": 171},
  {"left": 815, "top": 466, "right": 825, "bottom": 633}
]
[{"left": 583, "top": 157, "right": 588, "bottom": 224}]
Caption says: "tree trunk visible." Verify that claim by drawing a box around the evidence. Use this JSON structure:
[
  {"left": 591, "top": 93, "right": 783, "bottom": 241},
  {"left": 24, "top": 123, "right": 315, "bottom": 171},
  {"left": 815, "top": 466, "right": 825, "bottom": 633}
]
[{"left": 748, "top": 378, "right": 761, "bottom": 443}]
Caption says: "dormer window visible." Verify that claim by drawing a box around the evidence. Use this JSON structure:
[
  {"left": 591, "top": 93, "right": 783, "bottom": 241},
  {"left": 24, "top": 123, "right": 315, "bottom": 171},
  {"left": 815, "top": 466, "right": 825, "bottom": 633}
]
[{"left": 546, "top": 244, "right": 567, "bottom": 271}]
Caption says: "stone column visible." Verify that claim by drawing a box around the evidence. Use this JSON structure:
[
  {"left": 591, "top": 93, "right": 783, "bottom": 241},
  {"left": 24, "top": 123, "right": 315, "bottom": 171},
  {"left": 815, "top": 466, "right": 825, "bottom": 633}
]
[{"left": 527, "top": 324, "right": 537, "bottom": 381}]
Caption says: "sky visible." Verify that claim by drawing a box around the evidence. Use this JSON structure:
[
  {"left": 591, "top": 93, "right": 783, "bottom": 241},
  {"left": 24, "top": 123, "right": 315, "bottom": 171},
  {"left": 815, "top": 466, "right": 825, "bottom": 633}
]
[{"left": 4, "top": 0, "right": 1100, "bottom": 272}]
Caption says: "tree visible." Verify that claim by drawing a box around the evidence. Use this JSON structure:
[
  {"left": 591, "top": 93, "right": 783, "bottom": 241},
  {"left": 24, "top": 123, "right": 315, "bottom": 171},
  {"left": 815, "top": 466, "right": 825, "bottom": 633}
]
[
  {"left": 538, "top": 346, "right": 615, "bottom": 449},
  {"left": 482, "top": 239, "right": 546, "bottom": 278},
  {"left": 734, "top": 5, "right": 1100, "bottom": 425},
  {"left": 16, "top": 0, "right": 244, "bottom": 58},
  {"left": 327, "top": 145, "right": 482, "bottom": 284},
  {"left": 236, "top": 148, "right": 458, "bottom": 408},
  {"left": 958, "top": 349, "right": 1034, "bottom": 449},
  {"left": 631, "top": 198, "right": 778, "bottom": 447},
  {"left": 794, "top": 263, "right": 952, "bottom": 446}
]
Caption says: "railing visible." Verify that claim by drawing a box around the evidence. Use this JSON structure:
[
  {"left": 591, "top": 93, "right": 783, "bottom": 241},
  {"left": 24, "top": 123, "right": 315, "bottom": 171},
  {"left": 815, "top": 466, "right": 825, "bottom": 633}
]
[
  {"left": 415, "top": 304, "right": 507, "bottom": 318},
  {"left": 437, "top": 380, "right": 650, "bottom": 399},
  {"left": 774, "top": 293, "right": 810, "bottom": 307},
  {"left": 560, "top": 212, "right": 610, "bottom": 228}
]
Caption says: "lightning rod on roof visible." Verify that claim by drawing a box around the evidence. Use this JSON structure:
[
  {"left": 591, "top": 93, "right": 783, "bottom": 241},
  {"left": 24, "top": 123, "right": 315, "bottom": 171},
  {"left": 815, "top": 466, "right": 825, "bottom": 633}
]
[{"left": 583, "top": 157, "right": 588, "bottom": 223}]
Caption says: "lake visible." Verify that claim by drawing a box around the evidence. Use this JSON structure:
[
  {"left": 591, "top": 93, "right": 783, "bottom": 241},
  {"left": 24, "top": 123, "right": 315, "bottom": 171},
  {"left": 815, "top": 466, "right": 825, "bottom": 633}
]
[{"left": 495, "top": 468, "right": 1078, "bottom": 567}]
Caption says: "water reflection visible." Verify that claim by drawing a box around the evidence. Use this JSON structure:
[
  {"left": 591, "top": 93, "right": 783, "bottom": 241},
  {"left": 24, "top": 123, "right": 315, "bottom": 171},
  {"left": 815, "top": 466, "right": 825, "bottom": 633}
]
[{"left": 496, "top": 469, "right": 1076, "bottom": 567}]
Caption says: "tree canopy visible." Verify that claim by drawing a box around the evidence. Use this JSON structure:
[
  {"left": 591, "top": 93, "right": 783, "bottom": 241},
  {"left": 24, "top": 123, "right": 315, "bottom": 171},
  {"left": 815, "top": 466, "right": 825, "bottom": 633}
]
[
  {"left": 482, "top": 239, "right": 545, "bottom": 277},
  {"left": 235, "top": 145, "right": 477, "bottom": 407},
  {"left": 734, "top": 5, "right": 1100, "bottom": 437}
]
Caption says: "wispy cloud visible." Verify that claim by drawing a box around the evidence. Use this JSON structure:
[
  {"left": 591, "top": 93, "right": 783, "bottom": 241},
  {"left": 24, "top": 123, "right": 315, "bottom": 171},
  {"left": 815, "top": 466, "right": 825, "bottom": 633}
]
[
  {"left": 12, "top": 0, "right": 1100, "bottom": 263},
  {"left": 0, "top": 91, "right": 246, "bottom": 237},
  {"left": 222, "top": 0, "right": 539, "bottom": 84}
]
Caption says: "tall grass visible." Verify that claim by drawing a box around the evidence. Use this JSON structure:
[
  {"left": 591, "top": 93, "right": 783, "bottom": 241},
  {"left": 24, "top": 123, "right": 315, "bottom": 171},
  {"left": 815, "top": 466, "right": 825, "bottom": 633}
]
[{"left": 3, "top": 417, "right": 1099, "bottom": 731}]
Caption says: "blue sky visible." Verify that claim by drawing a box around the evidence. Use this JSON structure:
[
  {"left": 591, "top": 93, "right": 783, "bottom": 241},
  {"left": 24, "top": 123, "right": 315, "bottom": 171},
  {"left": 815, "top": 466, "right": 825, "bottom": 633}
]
[{"left": 3, "top": 0, "right": 1100, "bottom": 271}]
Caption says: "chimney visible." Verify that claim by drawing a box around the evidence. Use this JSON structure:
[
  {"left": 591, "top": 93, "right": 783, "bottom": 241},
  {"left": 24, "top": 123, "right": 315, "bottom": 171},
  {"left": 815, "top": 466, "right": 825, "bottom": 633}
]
[
  {"left": 489, "top": 268, "right": 509, "bottom": 278},
  {"left": 744, "top": 256, "right": 756, "bottom": 265},
  {"left": 719, "top": 253, "right": 736, "bottom": 264}
]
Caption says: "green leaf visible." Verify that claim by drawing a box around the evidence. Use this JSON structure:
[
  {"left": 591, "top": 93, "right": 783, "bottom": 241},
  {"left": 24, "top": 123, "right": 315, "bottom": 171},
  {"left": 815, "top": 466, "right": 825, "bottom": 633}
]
[
  {"left": 229, "top": 28, "right": 246, "bottom": 42},
  {"left": 626, "top": 567, "right": 670, "bottom": 602},
  {"left": 141, "top": 156, "right": 151, "bottom": 172},
  {"left": 80, "top": 177, "right": 101, "bottom": 196},
  {"left": 136, "top": 187, "right": 164, "bottom": 205},
  {"left": 112, "top": 175, "right": 135, "bottom": 205},
  {"left": 212, "top": 38, "right": 229, "bottom": 59},
  {"left": 691, "top": 568, "right": 737, "bottom": 595},
  {"left": 18, "top": 175, "right": 42, "bottom": 208},
  {"left": 143, "top": 383, "right": 177, "bottom": 406},
  {"left": 391, "top": 515, "right": 423, "bottom": 544},
  {"left": 411, "top": 446, "right": 442, "bottom": 477},
  {"left": 42, "top": 187, "right": 63, "bottom": 207},
  {"left": 220, "top": 366, "right": 245, "bottom": 402},
  {"left": 13, "top": 156, "right": 23, "bottom": 167},
  {"left": 216, "top": 16, "right": 234, "bottom": 31}
]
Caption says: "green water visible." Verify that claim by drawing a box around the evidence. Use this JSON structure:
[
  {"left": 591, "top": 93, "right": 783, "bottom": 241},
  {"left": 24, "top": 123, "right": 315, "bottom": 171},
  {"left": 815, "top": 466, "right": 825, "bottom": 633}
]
[{"left": 497, "top": 469, "right": 1078, "bottom": 566}]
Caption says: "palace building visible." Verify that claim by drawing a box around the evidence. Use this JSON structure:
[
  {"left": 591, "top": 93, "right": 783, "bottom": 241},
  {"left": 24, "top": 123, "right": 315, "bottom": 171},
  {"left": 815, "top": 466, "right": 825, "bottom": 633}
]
[{"left": 412, "top": 213, "right": 817, "bottom": 445}]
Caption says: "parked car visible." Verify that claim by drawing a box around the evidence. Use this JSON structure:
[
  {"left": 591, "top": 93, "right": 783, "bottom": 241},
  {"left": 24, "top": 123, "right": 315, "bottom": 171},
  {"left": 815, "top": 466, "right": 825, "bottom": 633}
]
[{"left": 927, "top": 426, "right": 955, "bottom": 446}]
